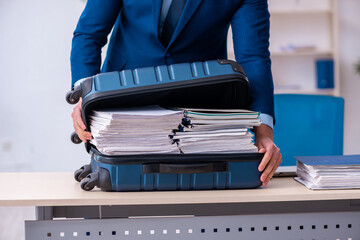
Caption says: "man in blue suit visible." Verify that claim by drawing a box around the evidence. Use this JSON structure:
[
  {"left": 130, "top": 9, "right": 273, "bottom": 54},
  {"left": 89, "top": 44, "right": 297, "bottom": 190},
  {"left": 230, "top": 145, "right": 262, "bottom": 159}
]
[{"left": 71, "top": 0, "right": 282, "bottom": 186}]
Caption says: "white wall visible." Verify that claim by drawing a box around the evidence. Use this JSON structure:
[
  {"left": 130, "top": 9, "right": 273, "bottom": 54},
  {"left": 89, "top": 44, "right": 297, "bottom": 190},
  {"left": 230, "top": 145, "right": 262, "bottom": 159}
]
[
  {"left": 338, "top": 0, "right": 360, "bottom": 154},
  {"left": 0, "top": 0, "right": 89, "bottom": 172}
]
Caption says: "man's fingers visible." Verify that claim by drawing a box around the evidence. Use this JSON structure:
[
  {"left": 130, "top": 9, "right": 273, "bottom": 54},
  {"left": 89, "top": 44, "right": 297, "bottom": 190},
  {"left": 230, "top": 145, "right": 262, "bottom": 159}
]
[
  {"left": 254, "top": 130, "right": 282, "bottom": 186},
  {"left": 262, "top": 149, "right": 282, "bottom": 185},
  {"left": 259, "top": 147, "right": 280, "bottom": 182},
  {"left": 73, "top": 117, "right": 92, "bottom": 141},
  {"left": 71, "top": 98, "right": 92, "bottom": 141},
  {"left": 258, "top": 148, "right": 266, "bottom": 154},
  {"left": 76, "top": 101, "right": 86, "bottom": 130},
  {"left": 260, "top": 159, "right": 275, "bottom": 182},
  {"left": 77, "top": 113, "right": 86, "bottom": 130},
  {"left": 73, "top": 104, "right": 86, "bottom": 130},
  {"left": 263, "top": 154, "right": 282, "bottom": 186},
  {"left": 73, "top": 122, "right": 87, "bottom": 143},
  {"left": 258, "top": 146, "right": 274, "bottom": 172}
]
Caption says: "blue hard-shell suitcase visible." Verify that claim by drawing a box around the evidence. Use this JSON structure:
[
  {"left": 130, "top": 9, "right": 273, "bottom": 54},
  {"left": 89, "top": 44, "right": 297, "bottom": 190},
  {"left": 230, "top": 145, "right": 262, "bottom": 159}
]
[{"left": 66, "top": 59, "right": 263, "bottom": 191}]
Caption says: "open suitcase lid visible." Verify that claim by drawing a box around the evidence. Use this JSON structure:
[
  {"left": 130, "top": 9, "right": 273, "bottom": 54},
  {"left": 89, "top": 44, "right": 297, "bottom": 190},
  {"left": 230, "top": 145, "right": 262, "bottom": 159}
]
[{"left": 68, "top": 59, "right": 260, "bottom": 157}]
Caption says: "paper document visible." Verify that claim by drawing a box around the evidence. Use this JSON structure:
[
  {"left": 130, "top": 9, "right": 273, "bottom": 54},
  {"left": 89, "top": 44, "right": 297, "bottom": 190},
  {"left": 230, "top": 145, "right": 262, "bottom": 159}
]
[
  {"left": 89, "top": 105, "right": 261, "bottom": 155},
  {"left": 295, "top": 155, "right": 360, "bottom": 190}
]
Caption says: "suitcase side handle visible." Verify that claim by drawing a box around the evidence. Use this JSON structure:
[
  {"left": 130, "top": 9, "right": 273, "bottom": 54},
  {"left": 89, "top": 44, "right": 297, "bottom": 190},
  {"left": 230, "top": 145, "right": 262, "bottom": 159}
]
[{"left": 143, "top": 162, "right": 228, "bottom": 174}]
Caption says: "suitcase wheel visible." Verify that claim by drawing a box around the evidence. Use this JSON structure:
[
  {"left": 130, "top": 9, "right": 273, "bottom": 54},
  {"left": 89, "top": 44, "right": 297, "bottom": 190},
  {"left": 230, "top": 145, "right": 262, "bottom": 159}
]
[
  {"left": 65, "top": 88, "right": 81, "bottom": 105},
  {"left": 71, "top": 132, "right": 82, "bottom": 144},
  {"left": 74, "top": 164, "right": 92, "bottom": 182},
  {"left": 80, "top": 173, "right": 99, "bottom": 191}
]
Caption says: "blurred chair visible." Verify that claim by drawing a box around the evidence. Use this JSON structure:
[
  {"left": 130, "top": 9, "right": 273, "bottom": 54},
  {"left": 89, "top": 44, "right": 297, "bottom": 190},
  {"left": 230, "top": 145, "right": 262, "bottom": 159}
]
[{"left": 273, "top": 94, "right": 344, "bottom": 166}]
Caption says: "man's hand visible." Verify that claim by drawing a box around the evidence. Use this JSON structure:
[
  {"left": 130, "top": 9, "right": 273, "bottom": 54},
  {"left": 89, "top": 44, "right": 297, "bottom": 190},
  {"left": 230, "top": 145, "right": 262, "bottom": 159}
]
[
  {"left": 71, "top": 98, "right": 92, "bottom": 143},
  {"left": 254, "top": 124, "right": 282, "bottom": 186}
]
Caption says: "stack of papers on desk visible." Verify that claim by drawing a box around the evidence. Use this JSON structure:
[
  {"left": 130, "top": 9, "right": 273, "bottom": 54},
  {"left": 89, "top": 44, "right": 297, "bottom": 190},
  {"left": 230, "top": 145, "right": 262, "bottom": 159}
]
[
  {"left": 295, "top": 155, "right": 360, "bottom": 190},
  {"left": 89, "top": 106, "right": 261, "bottom": 155}
]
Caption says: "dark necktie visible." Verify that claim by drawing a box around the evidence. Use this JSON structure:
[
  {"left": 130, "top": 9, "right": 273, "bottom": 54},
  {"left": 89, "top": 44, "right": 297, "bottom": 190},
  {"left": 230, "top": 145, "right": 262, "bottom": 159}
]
[{"left": 161, "top": 0, "right": 187, "bottom": 46}]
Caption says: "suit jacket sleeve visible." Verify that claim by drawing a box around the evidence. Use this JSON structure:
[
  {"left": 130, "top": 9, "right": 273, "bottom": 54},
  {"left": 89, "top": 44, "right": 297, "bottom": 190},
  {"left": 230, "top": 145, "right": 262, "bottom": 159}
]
[
  {"left": 231, "top": 0, "right": 274, "bottom": 120},
  {"left": 70, "top": 0, "right": 122, "bottom": 87}
]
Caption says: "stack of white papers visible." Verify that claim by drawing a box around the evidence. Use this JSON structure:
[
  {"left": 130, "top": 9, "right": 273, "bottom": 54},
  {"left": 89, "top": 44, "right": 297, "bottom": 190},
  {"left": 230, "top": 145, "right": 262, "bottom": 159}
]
[
  {"left": 295, "top": 155, "right": 360, "bottom": 190},
  {"left": 90, "top": 106, "right": 182, "bottom": 155},
  {"left": 172, "top": 108, "right": 261, "bottom": 154},
  {"left": 89, "top": 106, "right": 261, "bottom": 155}
]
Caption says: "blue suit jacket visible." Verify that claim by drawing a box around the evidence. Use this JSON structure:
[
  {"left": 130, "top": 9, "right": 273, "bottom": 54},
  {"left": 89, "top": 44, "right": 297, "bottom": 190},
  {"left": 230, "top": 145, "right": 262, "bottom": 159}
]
[{"left": 71, "top": 0, "right": 274, "bottom": 119}]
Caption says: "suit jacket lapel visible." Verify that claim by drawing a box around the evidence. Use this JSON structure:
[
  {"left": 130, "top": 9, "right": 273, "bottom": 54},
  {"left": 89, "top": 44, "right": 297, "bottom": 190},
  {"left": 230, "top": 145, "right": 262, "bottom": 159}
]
[
  {"left": 167, "top": 0, "right": 202, "bottom": 48},
  {"left": 152, "top": 0, "right": 162, "bottom": 39}
]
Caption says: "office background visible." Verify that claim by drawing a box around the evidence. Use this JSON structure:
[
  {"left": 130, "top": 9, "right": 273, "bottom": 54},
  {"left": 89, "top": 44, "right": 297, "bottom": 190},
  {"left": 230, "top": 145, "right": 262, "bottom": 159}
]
[{"left": 0, "top": 0, "right": 360, "bottom": 239}]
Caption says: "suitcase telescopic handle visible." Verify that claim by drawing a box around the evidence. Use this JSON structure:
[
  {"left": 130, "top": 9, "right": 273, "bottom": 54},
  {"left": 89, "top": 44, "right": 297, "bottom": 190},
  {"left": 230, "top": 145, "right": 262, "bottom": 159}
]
[{"left": 143, "top": 162, "right": 228, "bottom": 174}]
